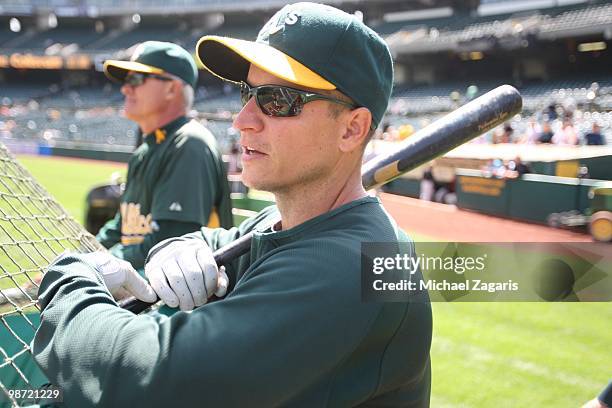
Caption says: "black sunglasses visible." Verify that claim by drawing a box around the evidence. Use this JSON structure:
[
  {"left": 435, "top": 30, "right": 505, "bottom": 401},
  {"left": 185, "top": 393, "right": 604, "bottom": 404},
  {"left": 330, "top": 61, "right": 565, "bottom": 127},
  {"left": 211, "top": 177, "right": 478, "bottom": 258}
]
[
  {"left": 240, "top": 81, "right": 356, "bottom": 117},
  {"left": 124, "top": 72, "right": 173, "bottom": 87}
]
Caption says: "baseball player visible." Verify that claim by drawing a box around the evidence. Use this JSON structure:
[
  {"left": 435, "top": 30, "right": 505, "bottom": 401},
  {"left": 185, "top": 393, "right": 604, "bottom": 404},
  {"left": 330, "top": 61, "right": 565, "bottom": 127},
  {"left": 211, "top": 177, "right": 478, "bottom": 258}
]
[
  {"left": 96, "top": 41, "right": 233, "bottom": 270},
  {"left": 33, "top": 4, "right": 432, "bottom": 407}
]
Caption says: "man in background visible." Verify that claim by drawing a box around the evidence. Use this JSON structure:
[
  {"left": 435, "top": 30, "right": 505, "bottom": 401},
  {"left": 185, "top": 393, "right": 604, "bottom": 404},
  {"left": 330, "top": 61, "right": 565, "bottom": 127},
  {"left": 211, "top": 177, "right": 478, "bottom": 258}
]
[
  {"left": 506, "top": 156, "right": 531, "bottom": 178},
  {"left": 584, "top": 123, "right": 606, "bottom": 145},
  {"left": 96, "top": 41, "right": 233, "bottom": 270},
  {"left": 537, "top": 121, "right": 555, "bottom": 144}
]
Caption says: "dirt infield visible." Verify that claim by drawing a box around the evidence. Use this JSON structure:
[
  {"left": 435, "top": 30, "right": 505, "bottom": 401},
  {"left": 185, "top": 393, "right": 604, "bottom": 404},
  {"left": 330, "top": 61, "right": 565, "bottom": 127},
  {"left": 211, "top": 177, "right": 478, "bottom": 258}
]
[{"left": 380, "top": 193, "right": 593, "bottom": 242}]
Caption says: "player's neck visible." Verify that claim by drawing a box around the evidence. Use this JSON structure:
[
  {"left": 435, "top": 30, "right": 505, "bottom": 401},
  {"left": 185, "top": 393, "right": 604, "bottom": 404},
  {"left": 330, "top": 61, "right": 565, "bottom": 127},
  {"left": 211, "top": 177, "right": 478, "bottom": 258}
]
[
  {"left": 274, "top": 169, "right": 367, "bottom": 230},
  {"left": 138, "top": 109, "right": 186, "bottom": 135}
]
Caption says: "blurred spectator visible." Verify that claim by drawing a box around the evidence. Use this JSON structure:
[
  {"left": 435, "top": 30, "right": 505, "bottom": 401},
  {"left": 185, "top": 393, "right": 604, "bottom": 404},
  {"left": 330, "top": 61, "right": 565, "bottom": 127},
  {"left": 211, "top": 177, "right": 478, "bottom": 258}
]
[
  {"left": 227, "top": 141, "right": 246, "bottom": 194},
  {"left": 419, "top": 167, "right": 435, "bottom": 201},
  {"left": 482, "top": 158, "right": 507, "bottom": 178},
  {"left": 537, "top": 122, "right": 555, "bottom": 144},
  {"left": 397, "top": 124, "right": 414, "bottom": 141},
  {"left": 583, "top": 123, "right": 606, "bottom": 145},
  {"left": 544, "top": 103, "right": 558, "bottom": 121},
  {"left": 491, "top": 124, "right": 513, "bottom": 144},
  {"left": 519, "top": 119, "right": 541, "bottom": 144},
  {"left": 491, "top": 127, "right": 503, "bottom": 144},
  {"left": 382, "top": 123, "right": 399, "bottom": 141},
  {"left": 506, "top": 156, "right": 531, "bottom": 178},
  {"left": 499, "top": 124, "right": 514, "bottom": 143},
  {"left": 553, "top": 118, "right": 578, "bottom": 145},
  {"left": 227, "top": 141, "right": 242, "bottom": 174}
]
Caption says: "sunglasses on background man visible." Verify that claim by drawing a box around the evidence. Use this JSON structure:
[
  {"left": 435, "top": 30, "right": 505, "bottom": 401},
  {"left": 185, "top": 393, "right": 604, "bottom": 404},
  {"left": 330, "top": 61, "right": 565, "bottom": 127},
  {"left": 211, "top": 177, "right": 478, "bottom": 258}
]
[{"left": 124, "top": 72, "right": 174, "bottom": 87}]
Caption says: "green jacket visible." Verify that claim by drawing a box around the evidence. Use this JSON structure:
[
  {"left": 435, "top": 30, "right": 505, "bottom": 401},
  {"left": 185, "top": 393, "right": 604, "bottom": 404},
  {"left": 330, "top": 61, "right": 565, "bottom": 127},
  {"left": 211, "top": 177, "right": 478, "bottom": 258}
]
[
  {"left": 34, "top": 197, "right": 431, "bottom": 407},
  {"left": 96, "top": 116, "right": 232, "bottom": 269}
]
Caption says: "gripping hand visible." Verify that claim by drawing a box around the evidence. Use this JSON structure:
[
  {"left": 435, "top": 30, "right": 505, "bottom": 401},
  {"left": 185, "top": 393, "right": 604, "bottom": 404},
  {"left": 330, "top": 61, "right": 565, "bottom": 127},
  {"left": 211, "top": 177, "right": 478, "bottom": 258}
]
[{"left": 145, "top": 237, "right": 228, "bottom": 311}]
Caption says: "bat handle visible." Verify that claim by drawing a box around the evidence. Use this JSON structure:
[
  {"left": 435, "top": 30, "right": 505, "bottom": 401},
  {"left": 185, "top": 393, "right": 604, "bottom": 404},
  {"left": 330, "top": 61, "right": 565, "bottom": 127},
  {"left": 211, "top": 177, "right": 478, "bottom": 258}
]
[{"left": 119, "top": 231, "right": 255, "bottom": 314}]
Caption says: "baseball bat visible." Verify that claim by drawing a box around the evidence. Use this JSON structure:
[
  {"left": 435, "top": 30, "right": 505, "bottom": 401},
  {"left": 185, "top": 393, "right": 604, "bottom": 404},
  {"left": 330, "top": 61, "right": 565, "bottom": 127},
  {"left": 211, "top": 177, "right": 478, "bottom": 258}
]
[{"left": 120, "top": 84, "right": 522, "bottom": 314}]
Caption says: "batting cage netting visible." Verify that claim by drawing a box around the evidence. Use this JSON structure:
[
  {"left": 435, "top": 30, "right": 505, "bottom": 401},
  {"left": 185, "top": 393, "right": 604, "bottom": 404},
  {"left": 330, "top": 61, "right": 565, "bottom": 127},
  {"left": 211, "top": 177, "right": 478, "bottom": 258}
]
[{"left": 0, "top": 141, "right": 103, "bottom": 406}]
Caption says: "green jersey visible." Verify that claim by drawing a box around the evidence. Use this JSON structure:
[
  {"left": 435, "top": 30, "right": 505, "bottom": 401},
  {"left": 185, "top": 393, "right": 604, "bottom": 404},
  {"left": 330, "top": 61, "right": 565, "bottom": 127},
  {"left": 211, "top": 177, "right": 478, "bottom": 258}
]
[
  {"left": 96, "top": 116, "right": 232, "bottom": 269},
  {"left": 33, "top": 196, "right": 431, "bottom": 407}
]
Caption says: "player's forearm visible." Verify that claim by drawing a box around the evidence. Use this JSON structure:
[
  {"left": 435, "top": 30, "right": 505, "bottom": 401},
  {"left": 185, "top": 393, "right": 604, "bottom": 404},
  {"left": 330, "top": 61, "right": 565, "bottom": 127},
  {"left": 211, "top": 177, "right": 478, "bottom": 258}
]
[
  {"left": 33, "top": 254, "right": 139, "bottom": 406},
  {"left": 32, "top": 244, "right": 408, "bottom": 408},
  {"left": 33, "top": 254, "right": 177, "bottom": 406},
  {"left": 31, "top": 252, "right": 267, "bottom": 407}
]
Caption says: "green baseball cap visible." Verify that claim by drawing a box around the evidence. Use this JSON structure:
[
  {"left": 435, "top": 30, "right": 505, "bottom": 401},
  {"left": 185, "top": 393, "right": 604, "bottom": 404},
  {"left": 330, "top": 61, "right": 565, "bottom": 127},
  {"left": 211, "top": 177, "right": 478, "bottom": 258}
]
[
  {"left": 104, "top": 41, "right": 198, "bottom": 88},
  {"left": 196, "top": 2, "right": 393, "bottom": 128}
]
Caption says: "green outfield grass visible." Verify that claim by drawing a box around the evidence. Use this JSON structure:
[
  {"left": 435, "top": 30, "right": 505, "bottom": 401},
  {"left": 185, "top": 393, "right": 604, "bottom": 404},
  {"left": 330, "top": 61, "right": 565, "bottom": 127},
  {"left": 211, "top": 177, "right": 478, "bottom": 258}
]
[
  {"left": 0, "top": 155, "right": 124, "bottom": 292},
  {"left": 17, "top": 155, "right": 126, "bottom": 224},
  {"left": 13, "top": 155, "right": 612, "bottom": 407},
  {"left": 431, "top": 302, "right": 610, "bottom": 407}
]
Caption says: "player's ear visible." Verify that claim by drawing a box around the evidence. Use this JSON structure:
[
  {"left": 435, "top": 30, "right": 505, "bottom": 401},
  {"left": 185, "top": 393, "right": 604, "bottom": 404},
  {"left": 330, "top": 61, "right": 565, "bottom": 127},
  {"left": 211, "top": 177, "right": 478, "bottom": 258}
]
[
  {"left": 338, "top": 107, "right": 371, "bottom": 153},
  {"left": 165, "top": 80, "right": 180, "bottom": 100}
]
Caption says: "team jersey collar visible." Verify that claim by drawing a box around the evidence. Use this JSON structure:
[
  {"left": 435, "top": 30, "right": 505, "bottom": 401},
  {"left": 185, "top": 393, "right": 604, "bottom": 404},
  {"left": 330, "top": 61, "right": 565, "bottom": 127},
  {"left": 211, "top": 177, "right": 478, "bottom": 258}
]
[
  {"left": 144, "top": 116, "right": 190, "bottom": 145},
  {"left": 256, "top": 196, "right": 380, "bottom": 240}
]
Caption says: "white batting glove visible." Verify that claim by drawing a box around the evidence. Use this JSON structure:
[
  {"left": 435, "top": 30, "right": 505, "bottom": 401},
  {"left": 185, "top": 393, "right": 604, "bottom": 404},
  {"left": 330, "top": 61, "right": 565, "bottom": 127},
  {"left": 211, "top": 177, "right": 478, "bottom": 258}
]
[
  {"left": 144, "top": 237, "right": 229, "bottom": 311},
  {"left": 83, "top": 251, "right": 157, "bottom": 303}
]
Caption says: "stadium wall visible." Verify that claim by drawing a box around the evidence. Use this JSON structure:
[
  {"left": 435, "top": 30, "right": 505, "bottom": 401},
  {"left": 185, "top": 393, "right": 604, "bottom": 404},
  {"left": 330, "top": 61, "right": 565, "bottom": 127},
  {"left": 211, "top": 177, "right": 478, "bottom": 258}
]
[
  {"left": 0, "top": 138, "right": 132, "bottom": 162},
  {"left": 455, "top": 169, "right": 608, "bottom": 223},
  {"left": 49, "top": 145, "right": 131, "bottom": 162}
]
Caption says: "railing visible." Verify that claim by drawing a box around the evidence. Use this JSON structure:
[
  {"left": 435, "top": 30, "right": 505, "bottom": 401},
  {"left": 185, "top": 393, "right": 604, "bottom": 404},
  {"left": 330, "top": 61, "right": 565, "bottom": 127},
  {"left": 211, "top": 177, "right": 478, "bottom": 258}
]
[{"left": 0, "top": 0, "right": 350, "bottom": 14}]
